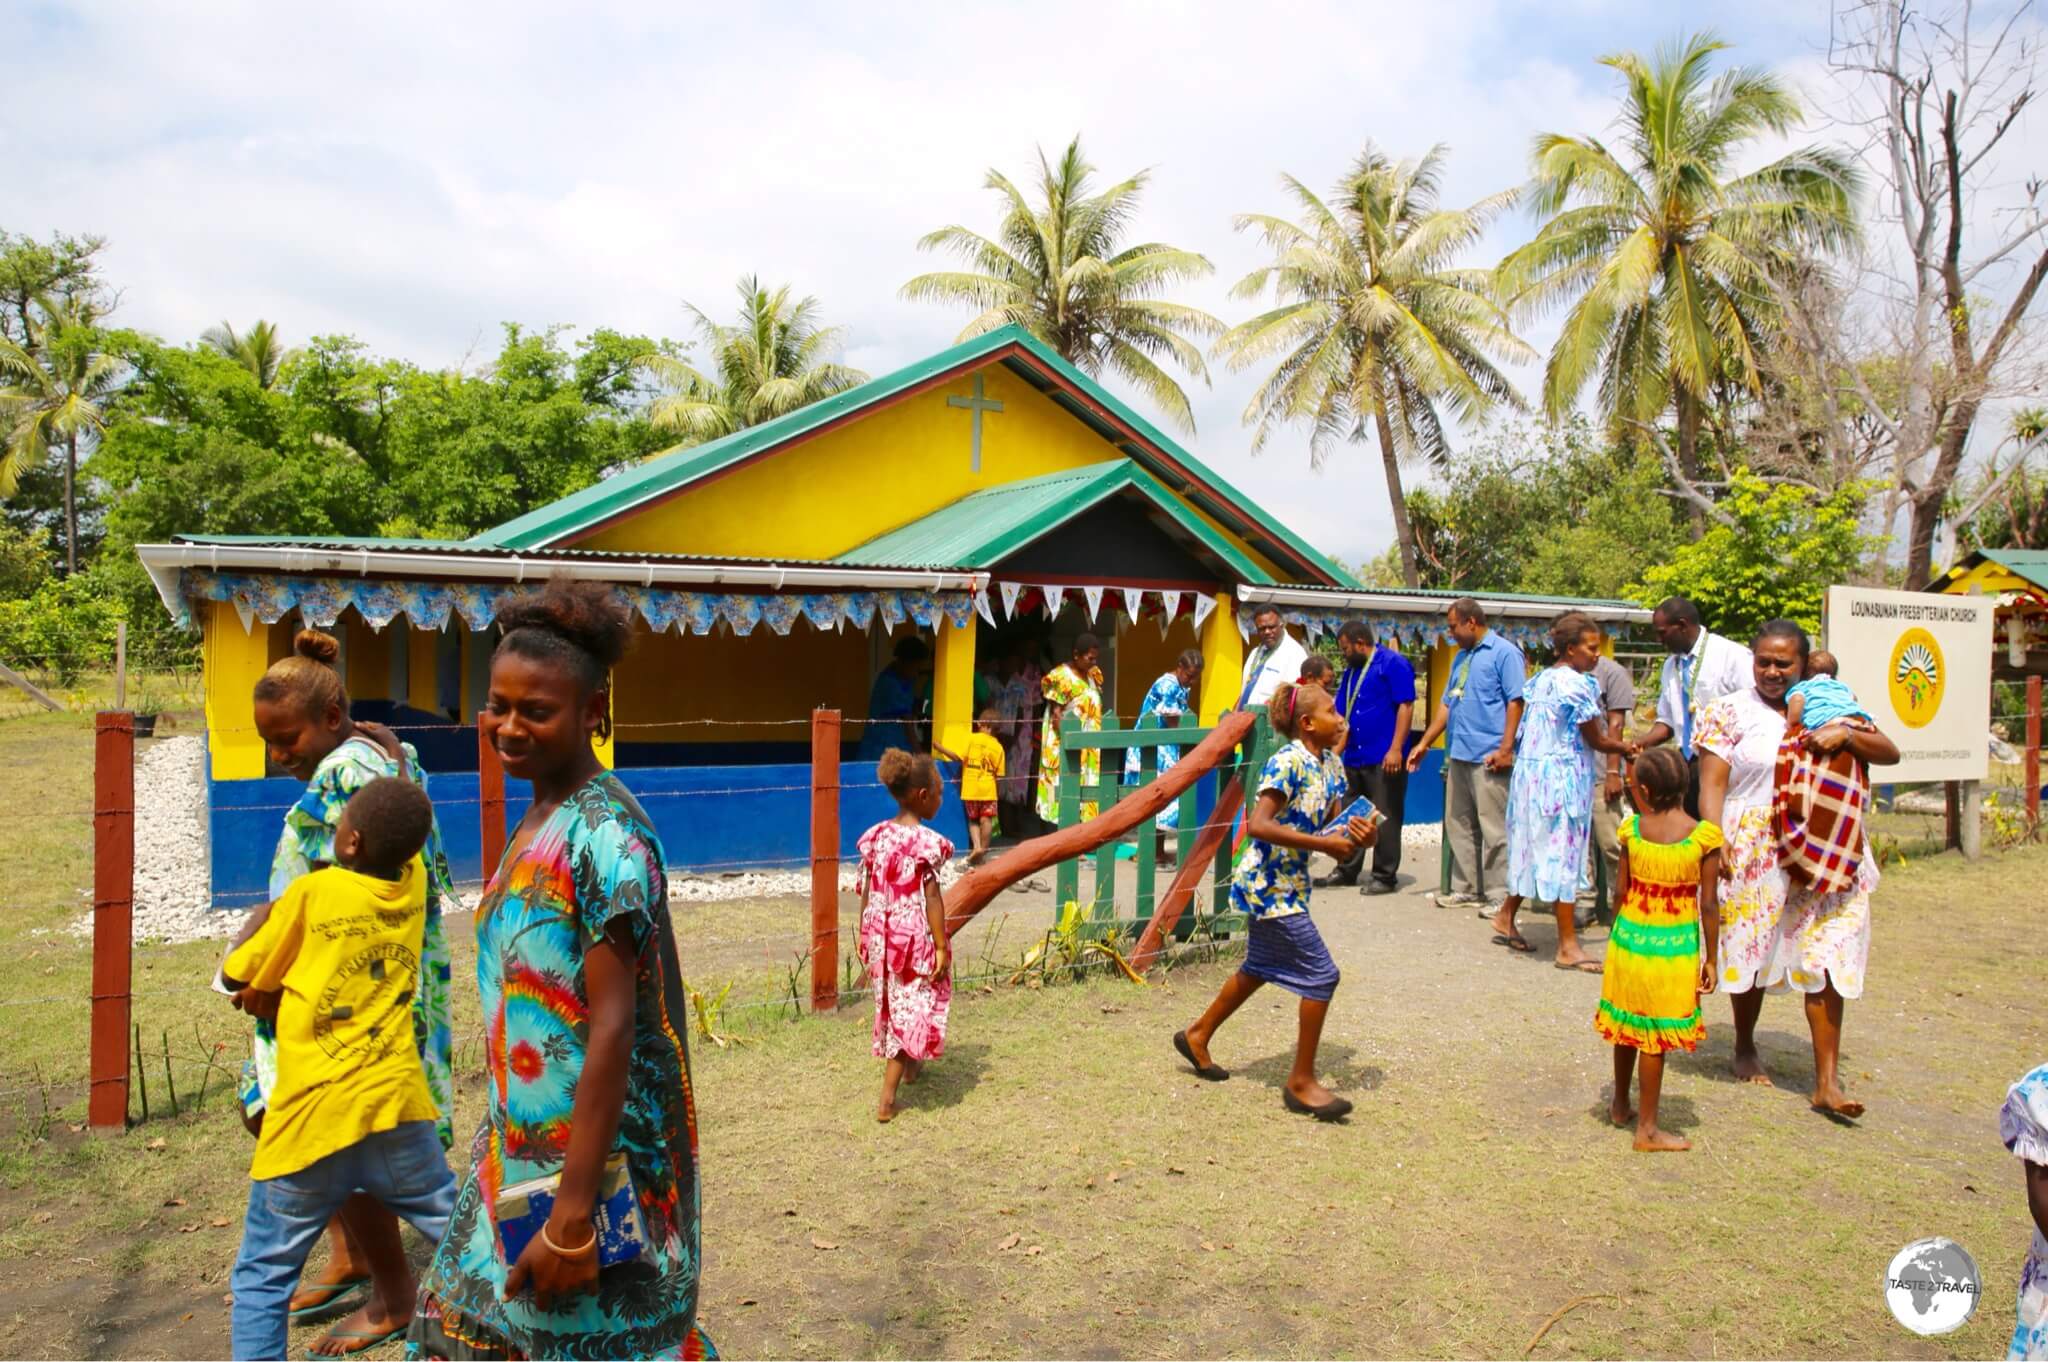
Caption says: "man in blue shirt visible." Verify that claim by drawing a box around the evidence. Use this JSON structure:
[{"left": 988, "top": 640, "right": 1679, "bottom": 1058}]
[
  {"left": 1406, "top": 598, "right": 1526, "bottom": 908},
  {"left": 1316, "top": 620, "right": 1416, "bottom": 894}
]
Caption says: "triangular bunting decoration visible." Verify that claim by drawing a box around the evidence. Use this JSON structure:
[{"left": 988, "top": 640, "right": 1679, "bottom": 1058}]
[
  {"left": 1081, "top": 585, "right": 1104, "bottom": 622},
  {"left": 1041, "top": 584, "right": 1064, "bottom": 617},
  {"left": 1191, "top": 593, "right": 1217, "bottom": 631},
  {"left": 974, "top": 591, "right": 996, "bottom": 627},
  {"left": 1127, "top": 588, "right": 1149, "bottom": 619},
  {"left": 232, "top": 600, "right": 256, "bottom": 634},
  {"left": 1160, "top": 589, "right": 1182, "bottom": 625},
  {"left": 998, "top": 580, "right": 1023, "bottom": 619}
]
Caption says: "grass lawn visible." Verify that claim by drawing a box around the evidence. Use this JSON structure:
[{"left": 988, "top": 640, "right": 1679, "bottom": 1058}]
[{"left": 0, "top": 708, "right": 2043, "bottom": 1359}]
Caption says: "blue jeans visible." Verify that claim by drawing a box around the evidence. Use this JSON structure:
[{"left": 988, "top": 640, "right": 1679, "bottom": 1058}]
[{"left": 229, "top": 1120, "right": 457, "bottom": 1361}]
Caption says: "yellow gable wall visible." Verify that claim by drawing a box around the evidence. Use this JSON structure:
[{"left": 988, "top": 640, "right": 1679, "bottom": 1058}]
[{"left": 575, "top": 363, "right": 1290, "bottom": 580}]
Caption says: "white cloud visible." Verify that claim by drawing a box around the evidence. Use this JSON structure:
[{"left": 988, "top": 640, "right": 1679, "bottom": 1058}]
[{"left": 9, "top": 0, "right": 2014, "bottom": 567}]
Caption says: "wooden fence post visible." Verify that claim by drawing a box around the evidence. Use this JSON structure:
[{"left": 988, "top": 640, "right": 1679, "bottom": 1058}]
[
  {"left": 89, "top": 712, "right": 134, "bottom": 1129},
  {"left": 478, "top": 716, "right": 506, "bottom": 878},
  {"left": 810, "top": 709, "right": 841, "bottom": 1012},
  {"left": 2028, "top": 674, "right": 2042, "bottom": 832}
]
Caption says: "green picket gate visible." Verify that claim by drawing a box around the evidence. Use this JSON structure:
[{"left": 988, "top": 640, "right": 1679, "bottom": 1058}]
[{"left": 1049, "top": 711, "right": 1279, "bottom": 944}]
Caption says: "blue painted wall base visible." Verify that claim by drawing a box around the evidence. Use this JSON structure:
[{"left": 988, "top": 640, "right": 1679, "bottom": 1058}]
[{"left": 207, "top": 760, "right": 970, "bottom": 909}]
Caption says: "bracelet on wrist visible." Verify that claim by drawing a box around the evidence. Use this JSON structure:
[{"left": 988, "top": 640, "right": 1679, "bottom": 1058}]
[{"left": 541, "top": 1219, "right": 597, "bottom": 1258}]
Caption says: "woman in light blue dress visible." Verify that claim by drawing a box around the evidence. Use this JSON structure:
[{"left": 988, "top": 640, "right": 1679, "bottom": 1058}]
[
  {"left": 1123, "top": 650, "right": 1203, "bottom": 833},
  {"left": 1490, "top": 613, "right": 1636, "bottom": 970}
]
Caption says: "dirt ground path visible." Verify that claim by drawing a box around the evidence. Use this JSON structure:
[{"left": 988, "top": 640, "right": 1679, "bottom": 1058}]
[{"left": 2, "top": 841, "right": 2041, "bottom": 1360}]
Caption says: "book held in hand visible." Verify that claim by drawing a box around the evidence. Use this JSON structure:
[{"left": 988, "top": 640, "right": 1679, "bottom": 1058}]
[
  {"left": 1319, "top": 796, "right": 1383, "bottom": 838},
  {"left": 494, "top": 1153, "right": 646, "bottom": 1268}
]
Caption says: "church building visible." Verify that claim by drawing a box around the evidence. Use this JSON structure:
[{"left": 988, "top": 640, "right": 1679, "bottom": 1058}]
[{"left": 140, "top": 325, "right": 1649, "bottom": 906}]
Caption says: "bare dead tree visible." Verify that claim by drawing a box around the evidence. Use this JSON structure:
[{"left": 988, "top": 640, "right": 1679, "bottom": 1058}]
[{"left": 1828, "top": 0, "right": 2048, "bottom": 584}]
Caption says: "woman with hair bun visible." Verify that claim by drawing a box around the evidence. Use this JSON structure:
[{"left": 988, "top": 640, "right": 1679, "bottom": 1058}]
[
  {"left": 411, "top": 581, "right": 714, "bottom": 1361},
  {"left": 228, "top": 627, "right": 458, "bottom": 1354}
]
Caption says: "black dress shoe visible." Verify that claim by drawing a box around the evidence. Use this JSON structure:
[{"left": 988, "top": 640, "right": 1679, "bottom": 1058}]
[
  {"left": 1282, "top": 1089, "right": 1354, "bottom": 1121},
  {"left": 1361, "top": 878, "right": 1398, "bottom": 896},
  {"left": 1313, "top": 872, "right": 1358, "bottom": 889}
]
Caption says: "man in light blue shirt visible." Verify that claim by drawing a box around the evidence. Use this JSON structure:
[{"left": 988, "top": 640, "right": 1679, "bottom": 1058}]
[{"left": 1407, "top": 598, "right": 1526, "bottom": 907}]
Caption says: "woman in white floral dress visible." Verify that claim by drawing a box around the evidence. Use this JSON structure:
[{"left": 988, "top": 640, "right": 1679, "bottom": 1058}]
[{"left": 1695, "top": 619, "right": 1897, "bottom": 1117}]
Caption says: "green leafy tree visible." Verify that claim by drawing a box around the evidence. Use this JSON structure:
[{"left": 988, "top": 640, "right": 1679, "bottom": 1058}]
[
  {"left": 639, "top": 279, "right": 865, "bottom": 447},
  {"left": 903, "top": 137, "right": 1221, "bottom": 433},
  {"left": 1218, "top": 144, "right": 1531, "bottom": 586},
  {"left": 1637, "top": 470, "right": 1876, "bottom": 637},
  {"left": 0, "top": 568, "right": 126, "bottom": 683},
  {"left": 0, "top": 523, "right": 52, "bottom": 598},
  {"left": 1499, "top": 33, "right": 1859, "bottom": 525},
  {"left": 0, "top": 295, "right": 125, "bottom": 571},
  {"left": 201, "top": 319, "right": 296, "bottom": 389},
  {"left": 0, "top": 229, "right": 107, "bottom": 349}
]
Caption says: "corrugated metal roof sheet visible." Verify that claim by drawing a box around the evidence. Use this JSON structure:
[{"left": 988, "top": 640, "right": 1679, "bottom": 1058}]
[
  {"left": 1264, "top": 580, "right": 1648, "bottom": 611},
  {"left": 832, "top": 462, "right": 1271, "bottom": 583},
  {"left": 169, "top": 533, "right": 853, "bottom": 569}
]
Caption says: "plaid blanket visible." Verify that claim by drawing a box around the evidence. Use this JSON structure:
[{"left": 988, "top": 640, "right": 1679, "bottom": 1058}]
[{"left": 1773, "top": 719, "right": 1874, "bottom": 895}]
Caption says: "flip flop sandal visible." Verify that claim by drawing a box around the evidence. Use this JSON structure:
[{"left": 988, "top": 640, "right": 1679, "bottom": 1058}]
[
  {"left": 1490, "top": 933, "right": 1536, "bottom": 954},
  {"left": 1173, "top": 1031, "right": 1229, "bottom": 1081},
  {"left": 1282, "top": 1089, "right": 1354, "bottom": 1121},
  {"left": 288, "top": 1277, "right": 370, "bottom": 1322},
  {"left": 1554, "top": 958, "right": 1603, "bottom": 973},
  {"left": 305, "top": 1323, "right": 405, "bottom": 1358}
]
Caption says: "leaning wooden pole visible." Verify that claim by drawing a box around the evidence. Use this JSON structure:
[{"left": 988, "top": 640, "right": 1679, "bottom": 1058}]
[
  {"left": 1129, "top": 772, "right": 1248, "bottom": 975},
  {"left": 89, "top": 712, "right": 135, "bottom": 1129},
  {"left": 809, "top": 709, "right": 842, "bottom": 1012},
  {"left": 478, "top": 716, "right": 507, "bottom": 878},
  {"left": 943, "top": 710, "right": 1257, "bottom": 940}
]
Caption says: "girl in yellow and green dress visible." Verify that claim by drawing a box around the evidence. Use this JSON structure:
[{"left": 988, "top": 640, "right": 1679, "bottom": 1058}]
[{"left": 1595, "top": 745, "right": 1721, "bottom": 1153}]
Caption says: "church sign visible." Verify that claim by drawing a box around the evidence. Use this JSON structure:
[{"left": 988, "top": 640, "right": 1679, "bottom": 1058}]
[{"left": 1823, "top": 585, "right": 1993, "bottom": 782}]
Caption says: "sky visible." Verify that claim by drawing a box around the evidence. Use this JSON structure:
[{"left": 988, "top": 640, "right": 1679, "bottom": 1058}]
[{"left": 2, "top": 0, "right": 2039, "bottom": 567}]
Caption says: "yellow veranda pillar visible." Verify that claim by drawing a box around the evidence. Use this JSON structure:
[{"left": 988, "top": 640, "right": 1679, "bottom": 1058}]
[
  {"left": 931, "top": 616, "right": 977, "bottom": 761},
  {"left": 203, "top": 600, "right": 270, "bottom": 780},
  {"left": 1197, "top": 593, "right": 1242, "bottom": 725}
]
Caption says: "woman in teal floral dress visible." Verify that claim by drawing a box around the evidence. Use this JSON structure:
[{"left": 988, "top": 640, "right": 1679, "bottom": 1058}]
[
  {"left": 235, "top": 627, "right": 457, "bottom": 1353},
  {"left": 411, "top": 583, "right": 713, "bottom": 1361}
]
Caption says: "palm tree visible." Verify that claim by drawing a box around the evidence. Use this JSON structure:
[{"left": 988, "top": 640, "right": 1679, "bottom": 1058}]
[
  {"left": 639, "top": 278, "right": 867, "bottom": 446},
  {"left": 1498, "top": 32, "right": 1859, "bottom": 524},
  {"left": 201, "top": 319, "right": 295, "bottom": 389},
  {"left": 902, "top": 137, "right": 1221, "bottom": 434},
  {"left": 1216, "top": 145, "right": 1532, "bottom": 586},
  {"left": 0, "top": 295, "right": 124, "bottom": 572}
]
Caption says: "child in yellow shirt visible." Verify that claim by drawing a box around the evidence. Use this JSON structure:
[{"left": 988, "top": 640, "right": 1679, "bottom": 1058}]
[
  {"left": 959, "top": 706, "right": 1007, "bottom": 865},
  {"left": 223, "top": 777, "right": 457, "bottom": 1360}
]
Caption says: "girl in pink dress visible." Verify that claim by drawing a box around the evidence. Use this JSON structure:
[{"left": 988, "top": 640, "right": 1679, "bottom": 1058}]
[{"left": 857, "top": 749, "right": 955, "bottom": 1123}]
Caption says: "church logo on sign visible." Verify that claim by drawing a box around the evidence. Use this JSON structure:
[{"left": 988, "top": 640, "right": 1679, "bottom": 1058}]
[{"left": 1888, "top": 627, "right": 1945, "bottom": 729}]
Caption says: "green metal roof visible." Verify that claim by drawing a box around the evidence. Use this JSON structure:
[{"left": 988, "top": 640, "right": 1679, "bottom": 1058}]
[
  {"left": 1262, "top": 580, "right": 1649, "bottom": 612},
  {"left": 834, "top": 462, "right": 1272, "bottom": 583},
  {"left": 472, "top": 325, "right": 1356, "bottom": 588},
  {"left": 1968, "top": 547, "right": 2048, "bottom": 591}
]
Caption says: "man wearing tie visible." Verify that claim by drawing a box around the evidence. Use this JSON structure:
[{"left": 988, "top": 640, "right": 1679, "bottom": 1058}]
[
  {"left": 1237, "top": 604, "right": 1310, "bottom": 710},
  {"left": 1636, "top": 595, "right": 1752, "bottom": 816}
]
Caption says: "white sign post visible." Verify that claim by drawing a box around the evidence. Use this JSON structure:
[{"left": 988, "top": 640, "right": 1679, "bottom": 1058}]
[{"left": 1822, "top": 586, "right": 1994, "bottom": 783}]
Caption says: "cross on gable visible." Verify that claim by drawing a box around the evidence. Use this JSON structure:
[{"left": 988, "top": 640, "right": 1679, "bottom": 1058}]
[{"left": 946, "top": 373, "right": 1004, "bottom": 472}]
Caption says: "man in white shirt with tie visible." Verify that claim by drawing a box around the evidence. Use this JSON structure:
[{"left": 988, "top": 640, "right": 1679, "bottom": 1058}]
[
  {"left": 1237, "top": 604, "right": 1310, "bottom": 710},
  {"left": 1638, "top": 595, "right": 1752, "bottom": 815}
]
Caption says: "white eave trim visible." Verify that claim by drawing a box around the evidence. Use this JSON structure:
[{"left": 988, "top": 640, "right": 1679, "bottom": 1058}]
[
  {"left": 1236, "top": 582, "right": 1654, "bottom": 623},
  {"left": 135, "top": 543, "right": 987, "bottom": 619}
]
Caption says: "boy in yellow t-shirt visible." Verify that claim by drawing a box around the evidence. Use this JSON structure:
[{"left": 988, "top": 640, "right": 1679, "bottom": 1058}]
[
  {"left": 223, "top": 777, "right": 457, "bottom": 1361},
  {"left": 960, "top": 706, "right": 1007, "bottom": 865}
]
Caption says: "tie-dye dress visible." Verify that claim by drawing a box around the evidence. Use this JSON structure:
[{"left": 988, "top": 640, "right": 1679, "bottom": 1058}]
[
  {"left": 410, "top": 772, "right": 714, "bottom": 1362},
  {"left": 242, "top": 734, "right": 456, "bottom": 1149},
  {"left": 1123, "top": 672, "right": 1192, "bottom": 830},
  {"left": 1504, "top": 666, "right": 1603, "bottom": 904}
]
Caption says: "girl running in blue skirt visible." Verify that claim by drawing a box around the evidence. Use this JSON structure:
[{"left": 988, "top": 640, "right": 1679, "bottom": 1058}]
[{"left": 1174, "top": 681, "right": 1376, "bottom": 1120}]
